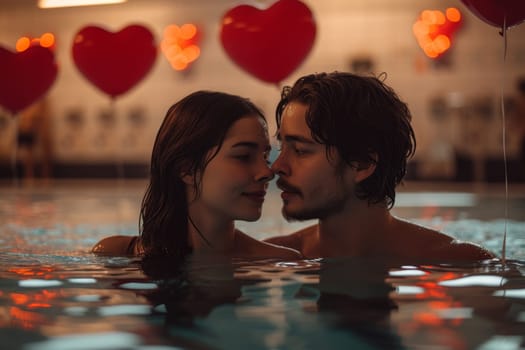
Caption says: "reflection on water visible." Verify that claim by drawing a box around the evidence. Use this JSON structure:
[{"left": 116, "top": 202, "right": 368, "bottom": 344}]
[
  {"left": 0, "top": 181, "right": 525, "bottom": 349},
  {"left": 0, "top": 253, "right": 524, "bottom": 350}
]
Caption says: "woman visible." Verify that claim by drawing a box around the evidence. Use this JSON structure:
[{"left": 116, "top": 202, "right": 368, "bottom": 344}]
[{"left": 92, "top": 91, "right": 300, "bottom": 260}]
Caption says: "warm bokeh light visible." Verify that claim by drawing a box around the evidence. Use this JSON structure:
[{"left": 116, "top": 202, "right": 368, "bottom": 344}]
[
  {"left": 10, "top": 293, "right": 30, "bottom": 305},
  {"left": 185, "top": 45, "right": 200, "bottom": 60},
  {"left": 413, "top": 7, "right": 462, "bottom": 59},
  {"left": 429, "top": 34, "right": 451, "bottom": 56},
  {"left": 446, "top": 7, "right": 461, "bottom": 23},
  {"left": 15, "top": 33, "right": 56, "bottom": 52},
  {"left": 16, "top": 36, "right": 31, "bottom": 52},
  {"left": 171, "top": 58, "right": 188, "bottom": 71},
  {"left": 38, "top": 0, "right": 126, "bottom": 8},
  {"left": 40, "top": 32, "right": 55, "bottom": 47},
  {"left": 6, "top": 288, "right": 62, "bottom": 329},
  {"left": 9, "top": 306, "right": 45, "bottom": 329},
  {"left": 180, "top": 24, "right": 197, "bottom": 40},
  {"left": 161, "top": 23, "right": 201, "bottom": 71}
]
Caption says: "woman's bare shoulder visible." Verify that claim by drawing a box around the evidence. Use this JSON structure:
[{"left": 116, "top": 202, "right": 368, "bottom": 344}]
[
  {"left": 262, "top": 241, "right": 304, "bottom": 259},
  {"left": 263, "top": 225, "right": 317, "bottom": 251},
  {"left": 91, "top": 235, "right": 138, "bottom": 256},
  {"left": 235, "top": 229, "right": 303, "bottom": 260}
]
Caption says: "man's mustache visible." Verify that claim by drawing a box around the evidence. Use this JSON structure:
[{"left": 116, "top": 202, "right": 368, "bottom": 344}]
[{"left": 276, "top": 179, "right": 301, "bottom": 194}]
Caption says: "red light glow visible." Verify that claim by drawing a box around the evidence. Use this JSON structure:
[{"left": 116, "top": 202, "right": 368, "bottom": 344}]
[
  {"left": 161, "top": 23, "right": 201, "bottom": 71},
  {"left": 15, "top": 33, "right": 56, "bottom": 52},
  {"left": 413, "top": 8, "right": 462, "bottom": 59}
]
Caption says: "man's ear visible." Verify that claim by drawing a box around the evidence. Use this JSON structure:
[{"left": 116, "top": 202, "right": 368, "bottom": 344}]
[{"left": 353, "top": 153, "right": 378, "bottom": 183}]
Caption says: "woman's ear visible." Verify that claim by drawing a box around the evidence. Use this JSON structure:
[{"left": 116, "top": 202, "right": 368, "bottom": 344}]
[
  {"left": 182, "top": 172, "right": 199, "bottom": 202},
  {"left": 181, "top": 172, "right": 194, "bottom": 185}
]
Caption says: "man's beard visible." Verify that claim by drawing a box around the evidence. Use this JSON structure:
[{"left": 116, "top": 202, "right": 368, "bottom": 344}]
[
  {"left": 282, "top": 191, "right": 349, "bottom": 221},
  {"left": 279, "top": 163, "right": 353, "bottom": 222}
]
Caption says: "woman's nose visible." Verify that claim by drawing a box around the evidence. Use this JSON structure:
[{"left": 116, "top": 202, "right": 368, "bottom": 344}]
[
  {"left": 256, "top": 160, "right": 275, "bottom": 182},
  {"left": 258, "top": 171, "right": 275, "bottom": 183}
]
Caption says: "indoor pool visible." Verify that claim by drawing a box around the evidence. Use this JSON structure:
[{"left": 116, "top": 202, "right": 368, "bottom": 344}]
[{"left": 1, "top": 180, "right": 524, "bottom": 350}]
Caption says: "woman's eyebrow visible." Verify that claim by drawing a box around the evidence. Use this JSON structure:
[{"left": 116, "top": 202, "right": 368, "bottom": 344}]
[
  {"left": 231, "top": 141, "right": 271, "bottom": 151},
  {"left": 231, "top": 141, "right": 258, "bottom": 149}
]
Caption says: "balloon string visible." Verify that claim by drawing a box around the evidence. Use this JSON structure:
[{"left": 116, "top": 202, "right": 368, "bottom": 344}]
[
  {"left": 110, "top": 99, "right": 125, "bottom": 180},
  {"left": 110, "top": 98, "right": 125, "bottom": 235},
  {"left": 500, "top": 18, "right": 508, "bottom": 265},
  {"left": 11, "top": 113, "right": 19, "bottom": 187}
]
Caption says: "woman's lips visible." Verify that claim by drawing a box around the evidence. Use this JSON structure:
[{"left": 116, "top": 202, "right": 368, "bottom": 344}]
[{"left": 242, "top": 191, "right": 266, "bottom": 203}]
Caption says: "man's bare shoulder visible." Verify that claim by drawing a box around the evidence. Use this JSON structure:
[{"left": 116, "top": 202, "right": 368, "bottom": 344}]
[
  {"left": 91, "top": 235, "right": 138, "bottom": 256},
  {"left": 393, "top": 219, "right": 495, "bottom": 262},
  {"left": 440, "top": 240, "right": 496, "bottom": 261},
  {"left": 263, "top": 225, "right": 318, "bottom": 252}
]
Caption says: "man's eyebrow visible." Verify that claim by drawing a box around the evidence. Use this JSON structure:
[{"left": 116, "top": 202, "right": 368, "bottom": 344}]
[
  {"left": 282, "top": 134, "right": 316, "bottom": 145},
  {"left": 231, "top": 141, "right": 271, "bottom": 151}
]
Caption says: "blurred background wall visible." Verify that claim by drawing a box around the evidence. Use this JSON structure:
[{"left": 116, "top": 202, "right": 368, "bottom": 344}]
[{"left": 0, "top": 0, "right": 524, "bottom": 182}]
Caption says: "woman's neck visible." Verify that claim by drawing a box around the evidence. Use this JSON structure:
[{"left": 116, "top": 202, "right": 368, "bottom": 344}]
[{"left": 187, "top": 207, "right": 236, "bottom": 254}]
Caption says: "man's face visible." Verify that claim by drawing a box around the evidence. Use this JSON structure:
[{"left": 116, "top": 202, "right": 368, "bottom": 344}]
[{"left": 271, "top": 102, "right": 358, "bottom": 221}]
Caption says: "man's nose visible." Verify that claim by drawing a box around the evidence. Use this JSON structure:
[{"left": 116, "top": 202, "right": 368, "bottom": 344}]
[
  {"left": 256, "top": 164, "right": 275, "bottom": 183},
  {"left": 271, "top": 153, "right": 289, "bottom": 176}
]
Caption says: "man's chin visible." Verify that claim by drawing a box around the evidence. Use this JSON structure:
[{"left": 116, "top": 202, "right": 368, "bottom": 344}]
[{"left": 282, "top": 207, "right": 316, "bottom": 222}]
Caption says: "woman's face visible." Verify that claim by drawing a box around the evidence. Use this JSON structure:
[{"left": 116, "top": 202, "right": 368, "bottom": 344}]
[{"left": 189, "top": 115, "right": 274, "bottom": 222}]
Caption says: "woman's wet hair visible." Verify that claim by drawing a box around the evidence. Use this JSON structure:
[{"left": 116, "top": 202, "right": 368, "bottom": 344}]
[
  {"left": 140, "top": 90, "right": 265, "bottom": 258},
  {"left": 275, "top": 72, "right": 416, "bottom": 208}
]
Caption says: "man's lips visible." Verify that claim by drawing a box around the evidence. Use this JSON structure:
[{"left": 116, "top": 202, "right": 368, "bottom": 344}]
[{"left": 276, "top": 180, "right": 301, "bottom": 195}]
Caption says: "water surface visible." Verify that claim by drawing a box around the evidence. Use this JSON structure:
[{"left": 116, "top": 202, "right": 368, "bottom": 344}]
[{"left": 1, "top": 180, "right": 524, "bottom": 349}]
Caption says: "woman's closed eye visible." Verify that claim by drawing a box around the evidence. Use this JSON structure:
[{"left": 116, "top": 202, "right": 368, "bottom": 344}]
[
  {"left": 233, "top": 153, "right": 254, "bottom": 162},
  {"left": 234, "top": 152, "right": 272, "bottom": 165}
]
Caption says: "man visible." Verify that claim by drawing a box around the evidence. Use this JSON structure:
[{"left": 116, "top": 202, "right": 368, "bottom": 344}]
[{"left": 265, "top": 72, "right": 494, "bottom": 262}]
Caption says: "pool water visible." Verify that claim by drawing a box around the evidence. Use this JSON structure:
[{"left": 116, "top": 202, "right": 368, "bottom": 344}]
[{"left": 1, "top": 180, "right": 524, "bottom": 350}]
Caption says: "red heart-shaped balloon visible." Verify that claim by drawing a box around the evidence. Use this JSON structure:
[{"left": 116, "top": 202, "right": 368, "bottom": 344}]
[
  {"left": 220, "top": 0, "right": 316, "bottom": 85},
  {"left": 0, "top": 45, "right": 58, "bottom": 115},
  {"left": 72, "top": 24, "right": 157, "bottom": 99},
  {"left": 460, "top": 0, "right": 525, "bottom": 28}
]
